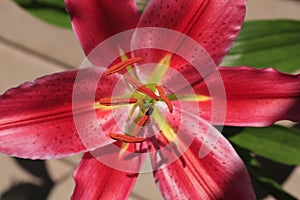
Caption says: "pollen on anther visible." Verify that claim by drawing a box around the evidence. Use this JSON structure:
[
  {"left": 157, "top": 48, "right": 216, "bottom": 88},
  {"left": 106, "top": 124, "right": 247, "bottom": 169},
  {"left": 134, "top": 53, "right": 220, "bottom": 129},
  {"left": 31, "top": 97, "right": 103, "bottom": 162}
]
[
  {"left": 99, "top": 98, "right": 137, "bottom": 106},
  {"left": 109, "top": 133, "right": 147, "bottom": 143},
  {"left": 105, "top": 57, "right": 142, "bottom": 75}
]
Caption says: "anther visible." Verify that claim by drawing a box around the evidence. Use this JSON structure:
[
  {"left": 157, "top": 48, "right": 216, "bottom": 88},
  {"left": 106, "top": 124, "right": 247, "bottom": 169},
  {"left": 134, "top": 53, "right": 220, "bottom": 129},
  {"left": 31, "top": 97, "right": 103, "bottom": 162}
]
[
  {"left": 156, "top": 85, "right": 173, "bottom": 113},
  {"left": 105, "top": 57, "right": 142, "bottom": 75},
  {"left": 99, "top": 98, "right": 137, "bottom": 106},
  {"left": 132, "top": 107, "right": 153, "bottom": 136},
  {"left": 109, "top": 133, "right": 147, "bottom": 143},
  {"left": 136, "top": 115, "right": 150, "bottom": 127},
  {"left": 124, "top": 73, "right": 159, "bottom": 100}
]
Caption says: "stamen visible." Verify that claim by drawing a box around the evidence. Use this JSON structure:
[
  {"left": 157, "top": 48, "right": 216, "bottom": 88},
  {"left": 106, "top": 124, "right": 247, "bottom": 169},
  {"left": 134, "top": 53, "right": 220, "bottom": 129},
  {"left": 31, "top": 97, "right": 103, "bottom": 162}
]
[
  {"left": 137, "top": 115, "right": 150, "bottom": 127},
  {"left": 105, "top": 57, "right": 142, "bottom": 75},
  {"left": 124, "top": 73, "right": 159, "bottom": 100},
  {"left": 156, "top": 85, "right": 173, "bottom": 113},
  {"left": 132, "top": 107, "right": 153, "bottom": 136},
  {"left": 99, "top": 98, "right": 137, "bottom": 106},
  {"left": 109, "top": 133, "right": 146, "bottom": 143}
]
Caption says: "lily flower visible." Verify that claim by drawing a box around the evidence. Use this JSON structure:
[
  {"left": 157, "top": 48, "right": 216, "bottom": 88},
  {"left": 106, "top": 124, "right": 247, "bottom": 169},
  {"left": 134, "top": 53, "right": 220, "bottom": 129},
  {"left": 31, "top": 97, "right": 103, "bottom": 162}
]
[{"left": 0, "top": 0, "right": 299, "bottom": 199}]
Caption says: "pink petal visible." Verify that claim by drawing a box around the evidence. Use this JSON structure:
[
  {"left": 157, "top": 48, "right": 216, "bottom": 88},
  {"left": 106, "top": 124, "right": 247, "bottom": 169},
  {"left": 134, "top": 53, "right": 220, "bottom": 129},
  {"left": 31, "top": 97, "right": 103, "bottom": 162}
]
[
  {"left": 72, "top": 149, "right": 142, "bottom": 200},
  {"left": 65, "top": 0, "right": 140, "bottom": 55},
  {"left": 137, "top": 0, "right": 246, "bottom": 65},
  {"left": 0, "top": 68, "right": 123, "bottom": 159},
  {"left": 148, "top": 110, "right": 255, "bottom": 199},
  {"left": 195, "top": 67, "right": 300, "bottom": 126}
]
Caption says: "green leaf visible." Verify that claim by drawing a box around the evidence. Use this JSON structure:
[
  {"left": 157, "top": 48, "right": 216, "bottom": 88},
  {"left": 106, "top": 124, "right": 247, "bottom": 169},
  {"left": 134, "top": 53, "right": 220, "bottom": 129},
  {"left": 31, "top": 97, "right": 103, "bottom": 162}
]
[
  {"left": 229, "top": 125, "right": 300, "bottom": 165},
  {"left": 254, "top": 175, "right": 297, "bottom": 200},
  {"left": 13, "top": 0, "right": 71, "bottom": 29},
  {"left": 235, "top": 146, "right": 297, "bottom": 200},
  {"left": 248, "top": 157, "right": 297, "bottom": 200},
  {"left": 13, "top": 0, "right": 150, "bottom": 28},
  {"left": 222, "top": 20, "right": 300, "bottom": 73},
  {"left": 135, "top": 0, "right": 150, "bottom": 13}
]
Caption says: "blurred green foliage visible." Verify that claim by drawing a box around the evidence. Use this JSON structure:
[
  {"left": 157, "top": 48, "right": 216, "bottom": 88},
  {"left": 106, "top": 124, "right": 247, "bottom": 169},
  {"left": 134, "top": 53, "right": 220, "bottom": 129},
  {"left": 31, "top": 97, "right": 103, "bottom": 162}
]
[
  {"left": 222, "top": 20, "right": 300, "bottom": 73},
  {"left": 13, "top": 0, "right": 71, "bottom": 28}
]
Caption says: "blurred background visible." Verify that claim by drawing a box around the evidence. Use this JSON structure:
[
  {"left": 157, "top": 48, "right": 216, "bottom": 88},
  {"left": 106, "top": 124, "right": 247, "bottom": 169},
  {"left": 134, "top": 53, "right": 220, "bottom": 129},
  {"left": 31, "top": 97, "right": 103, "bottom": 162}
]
[{"left": 0, "top": 0, "right": 299, "bottom": 199}]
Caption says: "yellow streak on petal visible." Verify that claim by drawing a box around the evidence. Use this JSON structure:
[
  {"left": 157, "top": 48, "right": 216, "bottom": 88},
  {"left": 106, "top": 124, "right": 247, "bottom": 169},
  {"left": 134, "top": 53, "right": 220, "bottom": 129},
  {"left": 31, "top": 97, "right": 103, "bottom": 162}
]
[
  {"left": 168, "top": 94, "right": 211, "bottom": 102},
  {"left": 148, "top": 54, "right": 172, "bottom": 88},
  {"left": 94, "top": 102, "right": 113, "bottom": 110},
  {"left": 119, "top": 48, "right": 138, "bottom": 79},
  {"left": 179, "top": 94, "right": 211, "bottom": 102},
  {"left": 152, "top": 109, "right": 177, "bottom": 144},
  {"left": 119, "top": 142, "right": 130, "bottom": 157},
  {"left": 119, "top": 48, "right": 128, "bottom": 62}
]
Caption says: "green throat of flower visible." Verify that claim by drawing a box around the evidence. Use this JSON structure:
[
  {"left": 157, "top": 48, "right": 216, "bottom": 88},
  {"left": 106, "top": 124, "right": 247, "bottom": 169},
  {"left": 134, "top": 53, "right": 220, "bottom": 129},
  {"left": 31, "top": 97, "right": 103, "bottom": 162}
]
[{"left": 97, "top": 57, "right": 174, "bottom": 144}]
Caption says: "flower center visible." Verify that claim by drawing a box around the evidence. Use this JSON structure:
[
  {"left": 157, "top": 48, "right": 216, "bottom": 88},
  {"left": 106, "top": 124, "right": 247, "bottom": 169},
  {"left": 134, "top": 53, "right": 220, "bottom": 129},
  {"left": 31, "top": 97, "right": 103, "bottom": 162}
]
[{"left": 98, "top": 57, "right": 173, "bottom": 143}]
